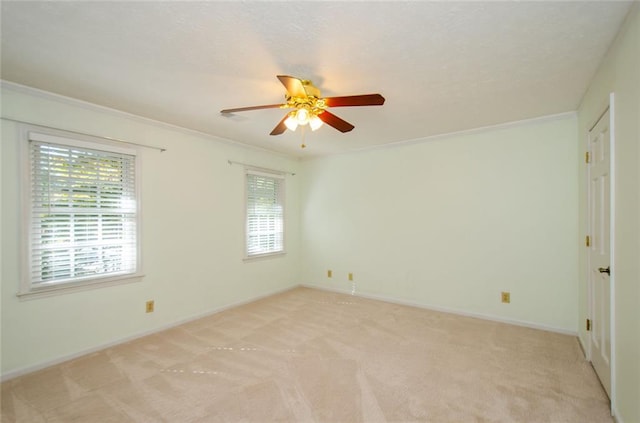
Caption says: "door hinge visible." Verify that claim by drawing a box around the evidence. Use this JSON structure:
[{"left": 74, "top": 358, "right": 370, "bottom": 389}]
[
  {"left": 585, "top": 151, "right": 590, "bottom": 163},
  {"left": 585, "top": 235, "right": 591, "bottom": 247},
  {"left": 586, "top": 319, "right": 591, "bottom": 331}
]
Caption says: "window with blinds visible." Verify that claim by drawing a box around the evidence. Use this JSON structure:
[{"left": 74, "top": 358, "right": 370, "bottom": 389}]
[
  {"left": 246, "top": 170, "right": 284, "bottom": 257},
  {"left": 25, "top": 132, "right": 140, "bottom": 293}
]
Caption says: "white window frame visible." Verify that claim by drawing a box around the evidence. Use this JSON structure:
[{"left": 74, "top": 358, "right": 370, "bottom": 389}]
[
  {"left": 244, "top": 168, "right": 285, "bottom": 259},
  {"left": 19, "top": 126, "right": 143, "bottom": 299}
]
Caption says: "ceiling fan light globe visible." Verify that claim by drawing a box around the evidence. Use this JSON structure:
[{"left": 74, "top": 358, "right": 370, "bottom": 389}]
[
  {"left": 296, "top": 108, "right": 310, "bottom": 125},
  {"left": 284, "top": 115, "right": 298, "bottom": 131},
  {"left": 310, "top": 116, "right": 323, "bottom": 131}
]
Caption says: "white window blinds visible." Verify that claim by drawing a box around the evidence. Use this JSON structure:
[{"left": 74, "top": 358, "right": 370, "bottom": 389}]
[
  {"left": 246, "top": 171, "right": 284, "bottom": 257},
  {"left": 28, "top": 133, "right": 138, "bottom": 287}
]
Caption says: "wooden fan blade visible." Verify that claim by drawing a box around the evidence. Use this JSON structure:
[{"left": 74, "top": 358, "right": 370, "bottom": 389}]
[
  {"left": 277, "top": 75, "right": 307, "bottom": 98},
  {"left": 318, "top": 110, "right": 355, "bottom": 133},
  {"left": 221, "top": 104, "right": 284, "bottom": 114},
  {"left": 324, "top": 94, "right": 385, "bottom": 107},
  {"left": 270, "top": 115, "right": 288, "bottom": 136}
]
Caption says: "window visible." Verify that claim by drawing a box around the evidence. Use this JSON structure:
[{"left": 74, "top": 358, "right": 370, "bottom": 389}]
[
  {"left": 245, "top": 170, "right": 285, "bottom": 258},
  {"left": 21, "top": 130, "right": 141, "bottom": 296}
]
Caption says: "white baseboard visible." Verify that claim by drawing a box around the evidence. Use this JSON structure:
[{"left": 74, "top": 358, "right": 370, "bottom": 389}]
[
  {"left": 612, "top": 404, "right": 623, "bottom": 423},
  {"left": 577, "top": 333, "right": 589, "bottom": 359},
  {"left": 0, "top": 285, "right": 298, "bottom": 382},
  {"left": 300, "top": 283, "right": 578, "bottom": 336}
]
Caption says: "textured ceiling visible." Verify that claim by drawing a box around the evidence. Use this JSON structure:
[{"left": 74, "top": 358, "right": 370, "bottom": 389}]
[{"left": 0, "top": 1, "right": 633, "bottom": 158}]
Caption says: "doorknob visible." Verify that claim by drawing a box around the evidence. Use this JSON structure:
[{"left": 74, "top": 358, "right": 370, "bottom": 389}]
[{"left": 598, "top": 266, "right": 611, "bottom": 275}]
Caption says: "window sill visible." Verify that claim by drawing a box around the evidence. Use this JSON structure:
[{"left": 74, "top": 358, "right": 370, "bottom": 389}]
[
  {"left": 17, "top": 273, "right": 145, "bottom": 301},
  {"left": 243, "top": 251, "right": 286, "bottom": 262}
]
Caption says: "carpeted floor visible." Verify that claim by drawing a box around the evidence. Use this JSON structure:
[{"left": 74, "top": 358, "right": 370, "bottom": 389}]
[{"left": 1, "top": 287, "right": 612, "bottom": 422}]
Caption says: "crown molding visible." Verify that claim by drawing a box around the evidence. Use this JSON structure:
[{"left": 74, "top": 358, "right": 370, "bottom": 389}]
[
  {"left": 0, "top": 80, "right": 298, "bottom": 161},
  {"left": 303, "top": 110, "right": 578, "bottom": 161}
]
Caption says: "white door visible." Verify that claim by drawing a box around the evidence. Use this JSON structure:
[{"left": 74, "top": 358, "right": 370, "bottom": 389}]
[{"left": 588, "top": 108, "right": 612, "bottom": 398}]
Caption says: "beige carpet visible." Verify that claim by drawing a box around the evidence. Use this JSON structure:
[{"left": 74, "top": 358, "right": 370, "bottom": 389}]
[{"left": 1, "top": 287, "right": 612, "bottom": 422}]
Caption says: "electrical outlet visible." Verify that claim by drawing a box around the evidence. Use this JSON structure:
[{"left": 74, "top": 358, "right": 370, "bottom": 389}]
[
  {"left": 327, "top": 270, "right": 332, "bottom": 278},
  {"left": 146, "top": 300, "right": 155, "bottom": 313},
  {"left": 501, "top": 292, "right": 510, "bottom": 304},
  {"left": 348, "top": 273, "right": 353, "bottom": 281}
]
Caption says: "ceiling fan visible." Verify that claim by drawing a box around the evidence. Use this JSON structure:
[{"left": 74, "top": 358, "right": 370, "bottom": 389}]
[{"left": 220, "top": 75, "right": 385, "bottom": 137}]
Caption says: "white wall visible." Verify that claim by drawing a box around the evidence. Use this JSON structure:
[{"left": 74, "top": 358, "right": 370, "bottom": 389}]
[
  {"left": 300, "top": 115, "right": 579, "bottom": 333},
  {"left": 577, "top": 4, "right": 640, "bottom": 422},
  {"left": 0, "top": 83, "right": 301, "bottom": 377}
]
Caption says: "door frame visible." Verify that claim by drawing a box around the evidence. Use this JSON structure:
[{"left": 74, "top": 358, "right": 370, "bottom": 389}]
[{"left": 586, "top": 92, "right": 616, "bottom": 411}]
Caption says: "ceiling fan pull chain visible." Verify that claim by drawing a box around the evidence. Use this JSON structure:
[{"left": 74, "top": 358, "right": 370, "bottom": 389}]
[{"left": 300, "top": 125, "right": 307, "bottom": 149}]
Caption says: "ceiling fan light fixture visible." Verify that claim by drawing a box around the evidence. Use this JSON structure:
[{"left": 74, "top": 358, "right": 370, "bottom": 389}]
[
  {"left": 284, "top": 114, "right": 299, "bottom": 131},
  {"left": 296, "top": 108, "right": 310, "bottom": 125},
  {"left": 309, "top": 115, "right": 323, "bottom": 131}
]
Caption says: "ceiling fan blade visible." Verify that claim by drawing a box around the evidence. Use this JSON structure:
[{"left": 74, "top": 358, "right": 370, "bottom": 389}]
[
  {"left": 269, "top": 115, "right": 288, "bottom": 136},
  {"left": 277, "top": 75, "right": 307, "bottom": 98},
  {"left": 318, "top": 110, "right": 355, "bottom": 133},
  {"left": 324, "top": 94, "right": 385, "bottom": 107},
  {"left": 221, "top": 104, "right": 283, "bottom": 114}
]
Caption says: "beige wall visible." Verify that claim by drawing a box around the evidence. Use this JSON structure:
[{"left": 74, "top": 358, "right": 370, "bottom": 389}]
[
  {"left": 577, "top": 4, "right": 640, "bottom": 422},
  {"left": 0, "top": 84, "right": 301, "bottom": 376},
  {"left": 300, "top": 114, "right": 579, "bottom": 333}
]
